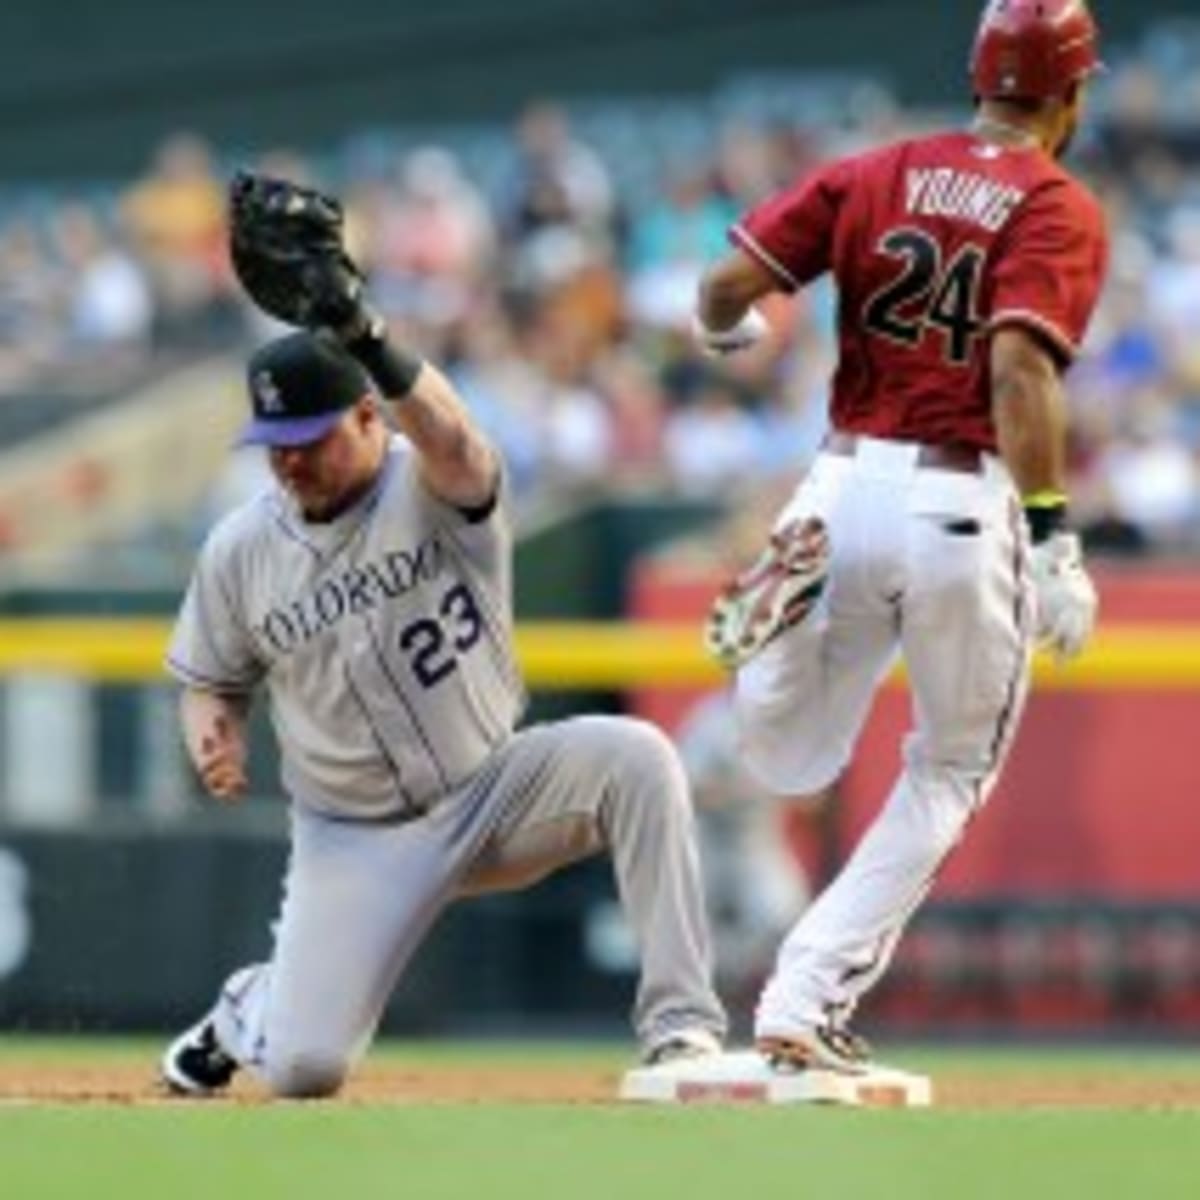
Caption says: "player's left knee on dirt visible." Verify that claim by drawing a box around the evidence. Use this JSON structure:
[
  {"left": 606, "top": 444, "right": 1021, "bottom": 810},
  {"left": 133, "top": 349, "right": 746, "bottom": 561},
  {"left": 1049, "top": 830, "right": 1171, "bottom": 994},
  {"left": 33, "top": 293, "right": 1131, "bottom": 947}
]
[{"left": 264, "top": 1050, "right": 350, "bottom": 1099}]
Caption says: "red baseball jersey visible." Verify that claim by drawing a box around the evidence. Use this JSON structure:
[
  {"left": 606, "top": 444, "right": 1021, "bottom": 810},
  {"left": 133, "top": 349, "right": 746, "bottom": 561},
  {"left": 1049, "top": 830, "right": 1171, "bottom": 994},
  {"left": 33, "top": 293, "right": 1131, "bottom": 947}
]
[{"left": 731, "top": 130, "right": 1108, "bottom": 450}]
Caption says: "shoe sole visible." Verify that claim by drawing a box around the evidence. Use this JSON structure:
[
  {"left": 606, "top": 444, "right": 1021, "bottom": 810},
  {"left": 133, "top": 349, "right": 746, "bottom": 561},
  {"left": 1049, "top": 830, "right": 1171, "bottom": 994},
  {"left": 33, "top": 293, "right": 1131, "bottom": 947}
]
[
  {"left": 160, "top": 1063, "right": 219, "bottom": 1097},
  {"left": 706, "top": 518, "right": 830, "bottom": 668}
]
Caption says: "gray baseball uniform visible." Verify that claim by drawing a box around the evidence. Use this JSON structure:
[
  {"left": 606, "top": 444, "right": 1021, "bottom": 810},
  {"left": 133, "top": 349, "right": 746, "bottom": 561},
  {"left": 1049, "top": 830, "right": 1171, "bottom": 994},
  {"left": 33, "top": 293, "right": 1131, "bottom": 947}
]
[{"left": 168, "top": 436, "right": 725, "bottom": 1096}]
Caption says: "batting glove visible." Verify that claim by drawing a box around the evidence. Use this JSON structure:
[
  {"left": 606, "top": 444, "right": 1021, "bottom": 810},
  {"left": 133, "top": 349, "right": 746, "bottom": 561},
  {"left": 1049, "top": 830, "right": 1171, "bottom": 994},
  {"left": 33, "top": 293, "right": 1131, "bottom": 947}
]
[
  {"left": 692, "top": 307, "right": 769, "bottom": 356},
  {"left": 1029, "top": 531, "right": 1097, "bottom": 661}
]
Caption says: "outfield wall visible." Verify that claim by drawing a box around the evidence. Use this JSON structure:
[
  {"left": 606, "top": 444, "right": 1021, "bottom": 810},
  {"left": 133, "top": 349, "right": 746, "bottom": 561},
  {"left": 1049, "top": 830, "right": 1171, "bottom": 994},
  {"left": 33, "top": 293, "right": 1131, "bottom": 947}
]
[
  {"left": 630, "top": 564, "right": 1200, "bottom": 900},
  {"left": 0, "top": 826, "right": 627, "bottom": 1033},
  {"left": 0, "top": 565, "right": 1196, "bottom": 1034}
]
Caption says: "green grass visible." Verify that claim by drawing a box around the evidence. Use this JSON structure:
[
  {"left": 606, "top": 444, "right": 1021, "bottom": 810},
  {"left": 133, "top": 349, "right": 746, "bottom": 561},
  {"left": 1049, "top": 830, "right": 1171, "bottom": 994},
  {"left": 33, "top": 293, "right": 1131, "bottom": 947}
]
[{"left": 1, "top": 1040, "right": 1199, "bottom": 1200}]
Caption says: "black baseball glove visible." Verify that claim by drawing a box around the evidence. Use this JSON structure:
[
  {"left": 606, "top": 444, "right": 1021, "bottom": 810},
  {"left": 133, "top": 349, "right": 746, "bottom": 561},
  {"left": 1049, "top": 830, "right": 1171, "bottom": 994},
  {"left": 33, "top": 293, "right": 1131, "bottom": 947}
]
[{"left": 228, "top": 170, "right": 367, "bottom": 331}]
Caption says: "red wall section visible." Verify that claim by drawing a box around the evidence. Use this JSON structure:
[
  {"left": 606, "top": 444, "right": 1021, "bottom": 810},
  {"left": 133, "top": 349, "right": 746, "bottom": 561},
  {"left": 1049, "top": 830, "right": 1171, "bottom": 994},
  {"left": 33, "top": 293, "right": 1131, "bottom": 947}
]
[
  {"left": 844, "top": 690, "right": 1200, "bottom": 899},
  {"left": 1083, "top": 567, "right": 1200, "bottom": 624},
  {"left": 630, "top": 562, "right": 1200, "bottom": 900}
]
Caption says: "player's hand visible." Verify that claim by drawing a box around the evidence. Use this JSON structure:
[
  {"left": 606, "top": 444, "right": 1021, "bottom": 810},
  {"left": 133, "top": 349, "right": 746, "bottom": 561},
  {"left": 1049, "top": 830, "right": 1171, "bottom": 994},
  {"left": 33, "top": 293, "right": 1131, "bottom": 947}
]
[
  {"left": 195, "top": 713, "right": 249, "bottom": 801},
  {"left": 692, "top": 307, "right": 769, "bottom": 356},
  {"left": 1030, "top": 531, "right": 1097, "bottom": 661}
]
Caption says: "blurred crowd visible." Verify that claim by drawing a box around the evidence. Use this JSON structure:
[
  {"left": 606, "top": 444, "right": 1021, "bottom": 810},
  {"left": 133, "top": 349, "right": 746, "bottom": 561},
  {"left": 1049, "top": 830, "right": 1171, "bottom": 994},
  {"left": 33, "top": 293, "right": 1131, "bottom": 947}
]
[{"left": 3, "top": 19, "right": 1200, "bottom": 554}]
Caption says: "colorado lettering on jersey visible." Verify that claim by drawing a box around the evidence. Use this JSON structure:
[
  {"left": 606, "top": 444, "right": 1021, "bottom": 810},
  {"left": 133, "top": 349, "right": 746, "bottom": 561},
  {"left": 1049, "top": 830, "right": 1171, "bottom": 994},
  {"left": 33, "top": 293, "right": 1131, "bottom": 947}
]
[
  {"left": 905, "top": 168, "right": 1025, "bottom": 233},
  {"left": 258, "top": 536, "right": 444, "bottom": 655}
]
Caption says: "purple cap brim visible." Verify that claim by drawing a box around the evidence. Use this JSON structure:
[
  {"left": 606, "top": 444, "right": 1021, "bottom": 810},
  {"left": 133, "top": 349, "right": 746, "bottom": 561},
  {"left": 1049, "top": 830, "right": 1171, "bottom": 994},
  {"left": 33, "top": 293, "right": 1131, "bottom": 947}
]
[{"left": 236, "top": 410, "right": 344, "bottom": 448}]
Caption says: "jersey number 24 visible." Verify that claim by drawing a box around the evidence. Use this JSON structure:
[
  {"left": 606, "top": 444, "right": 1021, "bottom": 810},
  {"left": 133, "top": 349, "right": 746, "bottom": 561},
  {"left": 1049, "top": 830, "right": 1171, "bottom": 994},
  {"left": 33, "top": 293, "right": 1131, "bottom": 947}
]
[{"left": 863, "top": 228, "right": 984, "bottom": 365}]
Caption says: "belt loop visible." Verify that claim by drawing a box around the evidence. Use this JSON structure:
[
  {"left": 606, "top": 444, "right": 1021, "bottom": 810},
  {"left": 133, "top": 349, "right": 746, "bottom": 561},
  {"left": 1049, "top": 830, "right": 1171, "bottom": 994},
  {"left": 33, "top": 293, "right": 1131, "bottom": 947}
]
[
  {"left": 916, "top": 444, "right": 983, "bottom": 475},
  {"left": 822, "top": 431, "right": 858, "bottom": 457}
]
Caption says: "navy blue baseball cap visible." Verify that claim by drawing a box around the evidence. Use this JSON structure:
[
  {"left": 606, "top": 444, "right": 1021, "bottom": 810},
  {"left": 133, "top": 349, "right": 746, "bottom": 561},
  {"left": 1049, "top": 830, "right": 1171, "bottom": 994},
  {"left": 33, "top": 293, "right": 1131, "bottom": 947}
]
[{"left": 239, "top": 331, "right": 373, "bottom": 448}]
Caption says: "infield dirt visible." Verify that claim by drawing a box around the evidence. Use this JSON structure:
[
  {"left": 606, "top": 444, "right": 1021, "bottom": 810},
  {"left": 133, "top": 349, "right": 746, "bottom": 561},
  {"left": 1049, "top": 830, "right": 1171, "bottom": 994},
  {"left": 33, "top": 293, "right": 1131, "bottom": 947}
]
[{"left": 2, "top": 1059, "right": 1199, "bottom": 1109}]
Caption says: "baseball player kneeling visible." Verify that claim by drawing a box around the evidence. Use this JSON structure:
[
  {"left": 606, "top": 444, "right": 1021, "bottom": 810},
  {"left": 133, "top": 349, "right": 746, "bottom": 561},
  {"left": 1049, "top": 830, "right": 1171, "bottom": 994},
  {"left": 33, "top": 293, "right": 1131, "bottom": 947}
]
[{"left": 160, "top": 174, "right": 725, "bottom": 1099}]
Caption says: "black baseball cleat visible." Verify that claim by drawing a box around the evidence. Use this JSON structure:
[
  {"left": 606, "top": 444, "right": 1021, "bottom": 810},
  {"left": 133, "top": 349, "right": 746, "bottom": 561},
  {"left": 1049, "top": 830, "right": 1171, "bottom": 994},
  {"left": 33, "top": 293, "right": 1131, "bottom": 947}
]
[
  {"left": 161, "top": 1015, "right": 239, "bottom": 1097},
  {"left": 757, "top": 1023, "right": 873, "bottom": 1076},
  {"left": 705, "top": 516, "right": 830, "bottom": 669}
]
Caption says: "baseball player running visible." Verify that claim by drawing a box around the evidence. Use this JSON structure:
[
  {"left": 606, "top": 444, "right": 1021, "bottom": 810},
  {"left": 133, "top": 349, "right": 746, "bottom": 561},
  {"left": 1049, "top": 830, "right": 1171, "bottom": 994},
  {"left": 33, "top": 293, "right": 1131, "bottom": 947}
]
[
  {"left": 696, "top": 0, "right": 1107, "bottom": 1073},
  {"left": 160, "top": 175, "right": 725, "bottom": 1098}
]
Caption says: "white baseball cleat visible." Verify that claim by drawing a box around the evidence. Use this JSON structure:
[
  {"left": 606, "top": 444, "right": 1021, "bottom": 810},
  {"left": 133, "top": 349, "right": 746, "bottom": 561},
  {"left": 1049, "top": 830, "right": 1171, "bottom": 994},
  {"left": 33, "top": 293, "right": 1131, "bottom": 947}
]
[
  {"left": 757, "top": 1022, "right": 873, "bottom": 1076},
  {"left": 705, "top": 517, "right": 830, "bottom": 669},
  {"left": 642, "top": 1027, "right": 723, "bottom": 1067}
]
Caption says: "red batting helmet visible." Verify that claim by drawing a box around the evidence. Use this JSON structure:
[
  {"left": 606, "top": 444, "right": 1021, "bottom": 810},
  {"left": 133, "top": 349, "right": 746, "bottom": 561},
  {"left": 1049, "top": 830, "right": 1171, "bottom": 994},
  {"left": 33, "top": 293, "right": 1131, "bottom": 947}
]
[{"left": 971, "top": 0, "right": 1102, "bottom": 101}]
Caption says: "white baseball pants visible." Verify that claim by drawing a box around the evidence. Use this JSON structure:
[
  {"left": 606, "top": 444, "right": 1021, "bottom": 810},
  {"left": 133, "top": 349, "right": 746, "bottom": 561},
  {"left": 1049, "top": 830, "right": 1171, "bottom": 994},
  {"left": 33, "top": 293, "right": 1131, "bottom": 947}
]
[{"left": 738, "top": 436, "right": 1035, "bottom": 1037}]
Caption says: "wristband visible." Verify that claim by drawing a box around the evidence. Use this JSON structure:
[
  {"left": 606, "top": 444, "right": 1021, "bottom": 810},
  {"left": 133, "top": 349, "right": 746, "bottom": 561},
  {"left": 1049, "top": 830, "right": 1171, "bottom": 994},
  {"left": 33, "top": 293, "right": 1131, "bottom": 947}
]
[
  {"left": 344, "top": 323, "right": 424, "bottom": 399},
  {"left": 692, "top": 307, "right": 769, "bottom": 355},
  {"left": 1022, "top": 489, "right": 1069, "bottom": 509},
  {"left": 1023, "top": 498, "right": 1069, "bottom": 544}
]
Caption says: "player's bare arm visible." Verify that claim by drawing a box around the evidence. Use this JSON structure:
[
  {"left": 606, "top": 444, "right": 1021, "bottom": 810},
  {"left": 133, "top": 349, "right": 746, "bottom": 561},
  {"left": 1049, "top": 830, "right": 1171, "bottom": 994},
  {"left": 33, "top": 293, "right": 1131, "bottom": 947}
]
[
  {"left": 385, "top": 358, "right": 500, "bottom": 512},
  {"left": 694, "top": 249, "right": 775, "bottom": 354},
  {"left": 698, "top": 249, "right": 776, "bottom": 328},
  {"left": 990, "top": 325, "right": 1097, "bottom": 659},
  {"left": 989, "top": 326, "right": 1067, "bottom": 498},
  {"left": 180, "top": 687, "right": 250, "bottom": 802},
  {"left": 340, "top": 317, "right": 500, "bottom": 508}
]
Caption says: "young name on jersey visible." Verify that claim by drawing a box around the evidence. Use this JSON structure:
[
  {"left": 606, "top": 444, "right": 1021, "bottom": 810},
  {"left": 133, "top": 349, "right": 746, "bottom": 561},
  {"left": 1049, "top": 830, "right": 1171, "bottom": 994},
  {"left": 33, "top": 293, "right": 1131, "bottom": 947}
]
[{"left": 905, "top": 168, "right": 1026, "bottom": 233}]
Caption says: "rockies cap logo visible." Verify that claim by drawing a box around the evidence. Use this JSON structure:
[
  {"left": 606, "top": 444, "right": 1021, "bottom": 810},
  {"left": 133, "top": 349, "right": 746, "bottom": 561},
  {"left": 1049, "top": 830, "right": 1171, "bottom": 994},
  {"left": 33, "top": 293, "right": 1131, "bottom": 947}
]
[{"left": 253, "top": 369, "right": 285, "bottom": 414}]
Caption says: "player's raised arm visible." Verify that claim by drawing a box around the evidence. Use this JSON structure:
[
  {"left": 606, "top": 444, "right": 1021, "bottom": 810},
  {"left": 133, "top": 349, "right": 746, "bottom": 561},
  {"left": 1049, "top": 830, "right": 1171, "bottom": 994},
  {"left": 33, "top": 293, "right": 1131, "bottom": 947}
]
[
  {"left": 226, "top": 170, "right": 498, "bottom": 513},
  {"left": 341, "top": 317, "right": 499, "bottom": 512}
]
